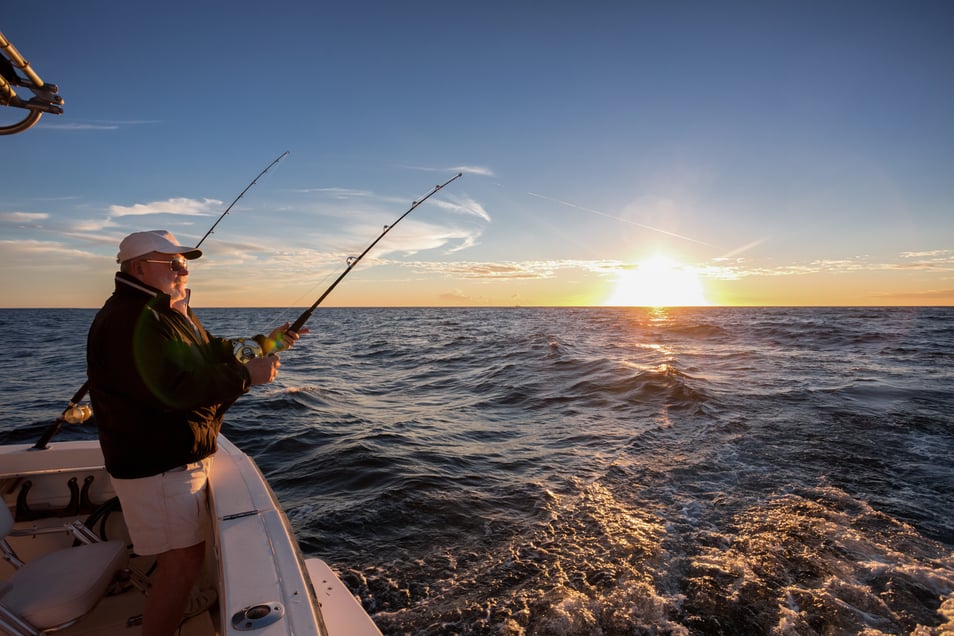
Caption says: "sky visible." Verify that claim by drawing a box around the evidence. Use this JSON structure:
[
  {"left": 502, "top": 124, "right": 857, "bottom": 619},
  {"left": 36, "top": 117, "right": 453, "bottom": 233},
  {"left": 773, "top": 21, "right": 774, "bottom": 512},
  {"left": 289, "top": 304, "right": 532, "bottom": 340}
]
[{"left": 2, "top": 1, "right": 953, "bottom": 308}]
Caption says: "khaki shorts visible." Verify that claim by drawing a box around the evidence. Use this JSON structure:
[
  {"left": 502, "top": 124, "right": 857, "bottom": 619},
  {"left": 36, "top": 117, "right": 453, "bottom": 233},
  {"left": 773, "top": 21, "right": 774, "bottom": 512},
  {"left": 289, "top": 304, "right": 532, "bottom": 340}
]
[{"left": 111, "top": 456, "right": 214, "bottom": 555}]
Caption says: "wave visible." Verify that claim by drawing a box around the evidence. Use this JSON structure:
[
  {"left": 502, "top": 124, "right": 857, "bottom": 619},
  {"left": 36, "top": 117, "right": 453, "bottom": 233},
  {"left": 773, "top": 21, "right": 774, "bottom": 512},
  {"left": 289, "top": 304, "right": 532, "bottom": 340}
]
[{"left": 354, "top": 479, "right": 954, "bottom": 635}]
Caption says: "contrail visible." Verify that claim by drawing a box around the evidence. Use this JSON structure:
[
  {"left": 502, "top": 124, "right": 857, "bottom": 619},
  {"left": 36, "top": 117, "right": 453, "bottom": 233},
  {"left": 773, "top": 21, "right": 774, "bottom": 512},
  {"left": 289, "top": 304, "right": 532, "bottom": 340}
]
[
  {"left": 527, "top": 191, "right": 716, "bottom": 248},
  {"left": 720, "top": 237, "right": 767, "bottom": 259}
]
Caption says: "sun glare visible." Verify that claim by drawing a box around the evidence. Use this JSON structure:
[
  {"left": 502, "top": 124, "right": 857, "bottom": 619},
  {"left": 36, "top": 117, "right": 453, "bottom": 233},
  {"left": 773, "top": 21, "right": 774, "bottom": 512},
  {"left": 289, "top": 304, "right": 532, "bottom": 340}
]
[{"left": 605, "top": 255, "right": 709, "bottom": 307}]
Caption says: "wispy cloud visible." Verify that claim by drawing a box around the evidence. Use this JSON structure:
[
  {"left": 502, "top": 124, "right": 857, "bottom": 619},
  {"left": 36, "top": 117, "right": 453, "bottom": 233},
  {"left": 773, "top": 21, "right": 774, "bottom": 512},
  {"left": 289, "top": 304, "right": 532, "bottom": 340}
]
[
  {"left": 404, "top": 164, "right": 495, "bottom": 177},
  {"left": 291, "top": 187, "right": 375, "bottom": 198},
  {"left": 429, "top": 195, "right": 491, "bottom": 222},
  {"left": 900, "top": 250, "right": 952, "bottom": 258},
  {"left": 109, "top": 197, "right": 223, "bottom": 217},
  {"left": 404, "top": 259, "right": 597, "bottom": 280},
  {"left": 451, "top": 165, "right": 495, "bottom": 177},
  {"left": 0, "top": 239, "right": 101, "bottom": 260},
  {"left": 699, "top": 251, "right": 954, "bottom": 281},
  {"left": 68, "top": 218, "right": 119, "bottom": 232},
  {"left": 871, "top": 288, "right": 954, "bottom": 300},
  {"left": 395, "top": 251, "right": 954, "bottom": 286},
  {"left": 897, "top": 250, "right": 954, "bottom": 268},
  {"left": 360, "top": 219, "right": 485, "bottom": 256},
  {"left": 0, "top": 212, "right": 49, "bottom": 223},
  {"left": 42, "top": 119, "right": 161, "bottom": 131},
  {"left": 439, "top": 289, "right": 472, "bottom": 303},
  {"left": 42, "top": 123, "right": 120, "bottom": 131}
]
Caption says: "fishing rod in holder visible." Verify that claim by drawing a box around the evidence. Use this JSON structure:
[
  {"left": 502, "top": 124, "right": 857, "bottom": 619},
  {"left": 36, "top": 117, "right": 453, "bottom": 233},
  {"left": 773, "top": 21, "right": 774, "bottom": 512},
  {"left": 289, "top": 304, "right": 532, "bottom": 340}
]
[
  {"left": 32, "top": 151, "right": 290, "bottom": 450},
  {"left": 233, "top": 172, "right": 464, "bottom": 363}
]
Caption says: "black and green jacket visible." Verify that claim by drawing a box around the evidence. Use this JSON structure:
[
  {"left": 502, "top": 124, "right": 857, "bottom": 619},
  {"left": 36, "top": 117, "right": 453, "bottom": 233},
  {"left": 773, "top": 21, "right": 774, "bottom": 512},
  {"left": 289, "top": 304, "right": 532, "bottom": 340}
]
[{"left": 87, "top": 272, "right": 251, "bottom": 479}]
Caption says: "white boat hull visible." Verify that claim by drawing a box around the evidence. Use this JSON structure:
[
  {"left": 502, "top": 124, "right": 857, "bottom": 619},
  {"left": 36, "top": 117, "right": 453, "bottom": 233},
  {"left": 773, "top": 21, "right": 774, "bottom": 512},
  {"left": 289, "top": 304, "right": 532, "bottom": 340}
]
[{"left": 0, "top": 436, "right": 381, "bottom": 636}]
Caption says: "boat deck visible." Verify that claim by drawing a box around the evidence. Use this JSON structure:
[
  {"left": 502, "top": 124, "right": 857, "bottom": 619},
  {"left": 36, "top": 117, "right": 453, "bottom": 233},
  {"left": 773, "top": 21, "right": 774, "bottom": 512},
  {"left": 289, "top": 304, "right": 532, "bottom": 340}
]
[
  {"left": 42, "top": 573, "right": 216, "bottom": 636},
  {"left": 1, "top": 438, "right": 381, "bottom": 636}
]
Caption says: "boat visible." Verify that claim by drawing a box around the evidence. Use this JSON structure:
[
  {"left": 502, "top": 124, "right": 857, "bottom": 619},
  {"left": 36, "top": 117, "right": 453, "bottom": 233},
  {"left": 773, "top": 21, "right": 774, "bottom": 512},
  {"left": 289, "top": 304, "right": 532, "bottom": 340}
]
[{"left": 1, "top": 432, "right": 383, "bottom": 635}]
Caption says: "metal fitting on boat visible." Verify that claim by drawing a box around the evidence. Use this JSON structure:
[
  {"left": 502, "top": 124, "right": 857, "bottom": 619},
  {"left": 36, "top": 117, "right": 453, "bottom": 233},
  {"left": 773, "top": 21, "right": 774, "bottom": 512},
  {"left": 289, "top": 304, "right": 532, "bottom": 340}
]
[{"left": 231, "top": 602, "right": 285, "bottom": 630}]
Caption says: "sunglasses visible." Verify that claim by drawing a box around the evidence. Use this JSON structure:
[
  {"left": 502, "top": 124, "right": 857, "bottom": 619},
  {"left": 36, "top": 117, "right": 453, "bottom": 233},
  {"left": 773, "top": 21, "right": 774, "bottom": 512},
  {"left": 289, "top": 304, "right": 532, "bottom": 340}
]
[{"left": 143, "top": 255, "right": 189, "bottom": 273}]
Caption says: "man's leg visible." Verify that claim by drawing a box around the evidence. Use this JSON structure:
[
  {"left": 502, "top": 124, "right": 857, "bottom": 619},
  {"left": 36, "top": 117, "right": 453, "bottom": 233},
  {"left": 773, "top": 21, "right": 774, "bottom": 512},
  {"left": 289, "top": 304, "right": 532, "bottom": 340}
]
[{"left": 141, "top": 541, "right": 206, "bottom": 636}]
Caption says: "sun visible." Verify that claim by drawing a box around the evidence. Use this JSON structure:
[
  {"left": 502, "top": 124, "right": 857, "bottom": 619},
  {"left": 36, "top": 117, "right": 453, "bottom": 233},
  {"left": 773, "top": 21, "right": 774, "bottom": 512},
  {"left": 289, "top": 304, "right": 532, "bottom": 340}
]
[{"left": 605, "top": 255, "right": 709, "bottom": 307}]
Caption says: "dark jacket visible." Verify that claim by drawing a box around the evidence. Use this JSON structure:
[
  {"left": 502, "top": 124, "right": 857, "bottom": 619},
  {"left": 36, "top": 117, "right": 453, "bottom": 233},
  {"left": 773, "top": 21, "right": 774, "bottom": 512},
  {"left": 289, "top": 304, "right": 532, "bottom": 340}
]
[{"left": 87, "top": 273, "right": 251, "bottom": 479}]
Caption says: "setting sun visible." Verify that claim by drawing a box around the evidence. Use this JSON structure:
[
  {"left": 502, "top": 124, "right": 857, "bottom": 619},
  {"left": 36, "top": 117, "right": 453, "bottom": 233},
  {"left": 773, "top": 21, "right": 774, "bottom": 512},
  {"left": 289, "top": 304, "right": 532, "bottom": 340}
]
[{"left": 605, "top": 255, "right": 709, "bottom": 307}]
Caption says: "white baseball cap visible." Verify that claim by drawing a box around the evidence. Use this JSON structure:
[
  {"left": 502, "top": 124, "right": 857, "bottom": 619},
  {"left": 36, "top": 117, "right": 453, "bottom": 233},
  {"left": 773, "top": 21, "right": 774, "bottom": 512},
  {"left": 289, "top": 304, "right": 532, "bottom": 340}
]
[{"left": 117, "top": 230, "right": 203, "bottom": 263}]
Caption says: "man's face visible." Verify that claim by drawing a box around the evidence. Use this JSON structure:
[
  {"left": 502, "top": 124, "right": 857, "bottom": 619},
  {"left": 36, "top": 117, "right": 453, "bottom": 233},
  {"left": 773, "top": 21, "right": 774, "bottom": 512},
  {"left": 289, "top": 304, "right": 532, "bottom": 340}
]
[{"left": 137, "top": 251, "right": 189, "bottom": 304}]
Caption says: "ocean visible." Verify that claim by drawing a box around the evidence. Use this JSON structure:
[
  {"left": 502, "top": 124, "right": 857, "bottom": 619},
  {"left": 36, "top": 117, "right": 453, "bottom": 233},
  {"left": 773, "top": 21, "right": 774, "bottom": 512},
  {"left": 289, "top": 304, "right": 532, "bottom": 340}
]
[{"left": 1, "top": 306, "right": 952, "bottom": 635}]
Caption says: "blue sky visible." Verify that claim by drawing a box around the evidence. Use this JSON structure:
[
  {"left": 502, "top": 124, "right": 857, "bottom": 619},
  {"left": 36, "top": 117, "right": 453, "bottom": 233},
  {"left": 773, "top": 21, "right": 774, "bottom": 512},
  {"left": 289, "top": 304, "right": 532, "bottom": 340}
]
[{"left": 2, "top": 1, "right": 953, "bottom": 307}]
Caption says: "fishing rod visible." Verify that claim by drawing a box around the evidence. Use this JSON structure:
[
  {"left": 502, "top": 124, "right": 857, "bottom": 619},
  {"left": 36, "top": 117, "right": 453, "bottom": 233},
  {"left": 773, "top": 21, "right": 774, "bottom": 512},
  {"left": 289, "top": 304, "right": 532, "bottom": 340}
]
[
  {"left": 32, "top": 151, "right": 290, "bottom": 450},
  {"left": 233, "top": 171, "right": 464, "bottom": 363},
  {"left": 197, "top": 151, "right": 289, "bottom": 246}
]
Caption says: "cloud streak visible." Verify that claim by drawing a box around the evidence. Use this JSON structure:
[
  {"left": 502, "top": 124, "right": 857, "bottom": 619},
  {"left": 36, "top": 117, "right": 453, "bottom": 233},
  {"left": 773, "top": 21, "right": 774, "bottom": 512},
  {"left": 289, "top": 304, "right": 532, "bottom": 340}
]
[
  {"left": 109, "top": 197, "right": 223, "bottom": 217},
  {"left": 391, "top": 250, "right": 954, "bottom": 286},
  {"left": 292, "top": 187, "right": 375, "bottom": 198},
  {"left": 403, "top": 259, "right": 601, "bottom": 280},
  {"left": 429, "top": 195, "right": 491, "bottom": 223},
  {"left": 0, "top": 239, "right": 103, "bottom": 260},
  {"left": 527, "top": 192, "right": 716, "bottom": 247},
  {"left": 0, "top": 212, "right": 49, "bottom": 223},
  {"left": 42, "top": 120, "right": 161, "bottom": 131},
  {"left": 404, "top": 164, "right": 495, "bottom": 177},
  {"left": 700, "top": 251, "right": 954, "bottom": 280}
]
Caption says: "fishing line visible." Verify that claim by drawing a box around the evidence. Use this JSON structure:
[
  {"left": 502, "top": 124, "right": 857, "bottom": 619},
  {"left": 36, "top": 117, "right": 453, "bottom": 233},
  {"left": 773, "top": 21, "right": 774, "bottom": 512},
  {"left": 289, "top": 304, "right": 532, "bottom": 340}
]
[
  {"left": 266, "top": 269, "right": 340, "bottom": 328},
  {"left": 234, "top": 172, "right": 464, "bottom": 362},
  {"left": 32, "top": 151, "right": 290, "bottom": 449}
]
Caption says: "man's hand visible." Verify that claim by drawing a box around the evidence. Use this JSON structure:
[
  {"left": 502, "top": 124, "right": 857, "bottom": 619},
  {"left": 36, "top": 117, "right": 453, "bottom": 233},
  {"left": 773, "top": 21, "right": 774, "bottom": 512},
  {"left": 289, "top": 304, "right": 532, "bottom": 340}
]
[
  {"left": 246, "top": 354, "right": 280, "bottom": 386},
  {"left": 260, "top": 322, "right": 310, "bottom": 355}
]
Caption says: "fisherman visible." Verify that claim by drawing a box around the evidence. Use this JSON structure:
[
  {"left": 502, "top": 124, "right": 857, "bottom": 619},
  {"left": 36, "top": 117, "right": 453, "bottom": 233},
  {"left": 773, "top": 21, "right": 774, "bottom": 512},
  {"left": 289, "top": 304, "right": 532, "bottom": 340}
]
[{"left": 86, "top": 229, "right": 305, "bottom": 636}]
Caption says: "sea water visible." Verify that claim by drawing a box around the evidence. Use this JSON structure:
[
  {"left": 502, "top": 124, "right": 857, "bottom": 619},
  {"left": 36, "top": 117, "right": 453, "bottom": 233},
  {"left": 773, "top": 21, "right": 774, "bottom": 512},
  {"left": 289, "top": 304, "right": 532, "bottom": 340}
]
[{"left": 1, "top": 306, "right": 952, "bottom": 635}]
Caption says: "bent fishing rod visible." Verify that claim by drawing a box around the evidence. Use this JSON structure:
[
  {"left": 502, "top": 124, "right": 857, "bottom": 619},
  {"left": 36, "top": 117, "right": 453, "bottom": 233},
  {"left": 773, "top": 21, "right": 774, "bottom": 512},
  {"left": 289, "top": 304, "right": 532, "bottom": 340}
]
[
  {"left": 234, "top": 171, "right": 464, "bottom": 362},
  {"left": 33, "top": 151, "right": 289, "bottom": 449}
]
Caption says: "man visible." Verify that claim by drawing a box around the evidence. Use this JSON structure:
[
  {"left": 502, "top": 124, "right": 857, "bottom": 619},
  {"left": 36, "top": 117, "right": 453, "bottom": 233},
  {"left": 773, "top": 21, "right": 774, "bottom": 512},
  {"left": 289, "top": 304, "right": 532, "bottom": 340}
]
[{"left": 86, "top": 230, "right": 305, "bottom": 636}]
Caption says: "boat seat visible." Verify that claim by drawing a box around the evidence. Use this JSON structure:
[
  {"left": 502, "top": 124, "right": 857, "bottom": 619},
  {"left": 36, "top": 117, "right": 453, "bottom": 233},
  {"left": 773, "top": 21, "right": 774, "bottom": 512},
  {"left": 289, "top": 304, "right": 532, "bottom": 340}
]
[{"left": 0, "top": 504, "right": 128, "bottom": 635}]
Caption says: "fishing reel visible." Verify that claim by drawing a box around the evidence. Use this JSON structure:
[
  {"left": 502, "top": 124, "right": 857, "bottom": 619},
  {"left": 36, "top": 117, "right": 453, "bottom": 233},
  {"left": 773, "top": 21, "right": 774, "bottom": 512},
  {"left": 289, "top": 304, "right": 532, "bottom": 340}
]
[
  {"left": 232, "top": 337, "right": 265, "bottom": 364},
  {"left": 232, "top": 328, "right": 289, "bottom": 364},
  {"left": 34, "top": 400, "right": 93, "bottom": 450},
  {"left": 63, "top": 403, "right": 92, "bottom": 424}
]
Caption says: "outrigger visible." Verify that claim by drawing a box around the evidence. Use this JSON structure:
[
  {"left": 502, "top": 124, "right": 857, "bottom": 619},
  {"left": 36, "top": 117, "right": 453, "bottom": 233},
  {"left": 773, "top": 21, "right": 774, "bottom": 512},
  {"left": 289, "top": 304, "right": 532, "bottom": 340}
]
[{"left": 0, "top": 30, "right": 64, "bottom": 135}]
